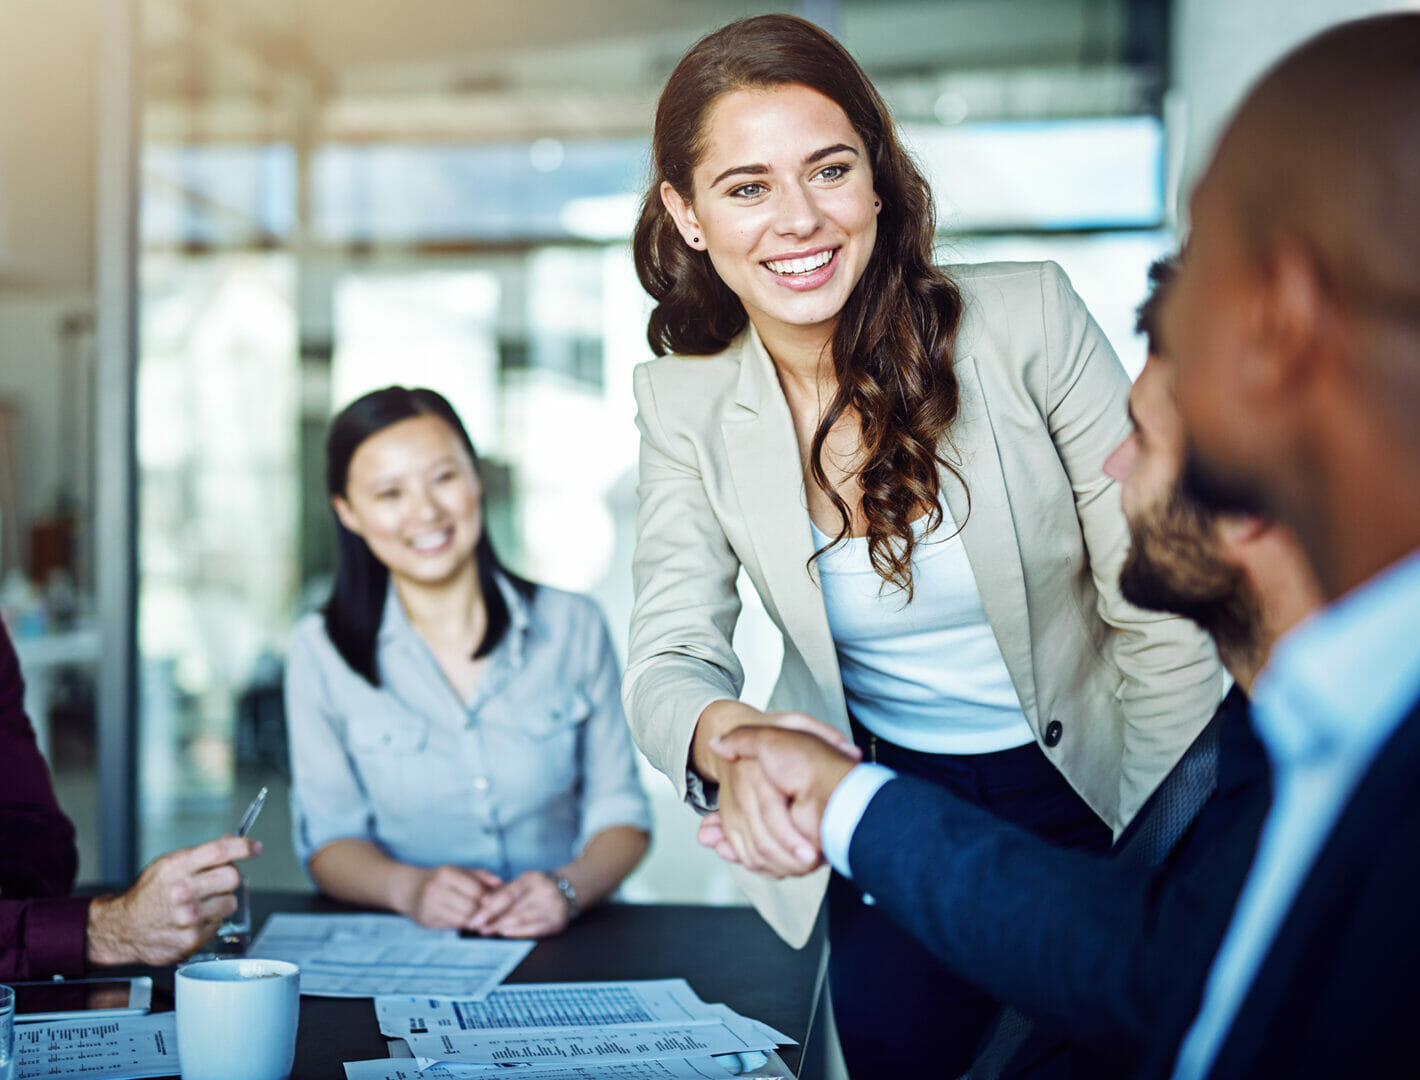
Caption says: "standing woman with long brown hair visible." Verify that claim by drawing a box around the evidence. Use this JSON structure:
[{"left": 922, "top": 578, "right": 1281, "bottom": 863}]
[{"left": 623, "top": 14, "right": 1222, "bottom": 1076}]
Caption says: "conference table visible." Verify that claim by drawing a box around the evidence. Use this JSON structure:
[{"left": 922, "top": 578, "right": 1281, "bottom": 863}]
[{"left": 138, "top": 890, "right": 827, "bottom": 1079}]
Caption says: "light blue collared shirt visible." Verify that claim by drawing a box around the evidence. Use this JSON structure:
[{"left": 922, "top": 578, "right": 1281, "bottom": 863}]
[
  {"left": 285, "top": 576, "right": 651, "bottom": 881},
  {"left": 821, "top": 762, "right": 897, "bottom": 876},
  {"left": 1171, "top": 548, "right": 1420, "bottom": 1079}
]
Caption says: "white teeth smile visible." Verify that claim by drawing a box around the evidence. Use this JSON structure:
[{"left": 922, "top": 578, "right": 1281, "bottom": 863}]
[
  {"left": 410, "top": 529, "right": 451, "bottom": 552},
  {"left": 765, "top": 249, "right": 834, "bottom": 275}
]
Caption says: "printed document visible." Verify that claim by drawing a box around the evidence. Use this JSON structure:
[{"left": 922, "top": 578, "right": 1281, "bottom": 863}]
[
  {"left": 342, "top": 1055, "right": 784, "bottom": 1080},
  {"left": 370, "top": 978, "right": 794, "bottom": 1073},
  {"left": 374, "top": 979, "right": 720, "bottom": 1034},
  {"left": 14, "top": 1011, "right": 178, "bottom": 1080},
  {"left": 402, "top": 1015, "right": 779, "bottom": 1069},
  {"left": 248, "top": 912, "right": 532, "bottom": 998}
]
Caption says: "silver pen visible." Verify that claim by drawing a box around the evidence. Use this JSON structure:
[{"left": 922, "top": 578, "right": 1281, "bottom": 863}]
[{"left": 236, "top": 785, "right": 269, "bottom": 838}]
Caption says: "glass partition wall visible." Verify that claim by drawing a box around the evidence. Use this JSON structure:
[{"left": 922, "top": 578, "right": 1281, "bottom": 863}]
[{"left": 131, "top": 0, "right": 1174, "bottom": 901}]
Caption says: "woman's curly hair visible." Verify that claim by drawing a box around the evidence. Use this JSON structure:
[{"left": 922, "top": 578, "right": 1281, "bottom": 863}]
[{"left": 632, "top": 13, "right": 968, "bottom": 596}]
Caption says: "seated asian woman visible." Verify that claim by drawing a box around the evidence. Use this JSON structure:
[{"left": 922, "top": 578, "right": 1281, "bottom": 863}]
[{"left": 285, "top": 385, "right": 650, "bottom": 937}]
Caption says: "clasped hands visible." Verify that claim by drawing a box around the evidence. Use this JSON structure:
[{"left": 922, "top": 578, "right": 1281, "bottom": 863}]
[
  {"left": 408, "top": 864, "right": 571, "bottom": 938},
  {"left": 694, "top": 707, "right": 862, "bottom": 879}
]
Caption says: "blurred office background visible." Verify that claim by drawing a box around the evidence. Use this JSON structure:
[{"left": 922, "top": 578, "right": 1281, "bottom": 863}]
[{"left": 0, "top": 0, "right": 1407, "bottom": 909}]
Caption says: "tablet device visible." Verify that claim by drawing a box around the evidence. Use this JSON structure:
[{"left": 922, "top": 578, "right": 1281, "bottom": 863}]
[{"left": 9, "top": 976, "right": 153, "bottom": 1023}]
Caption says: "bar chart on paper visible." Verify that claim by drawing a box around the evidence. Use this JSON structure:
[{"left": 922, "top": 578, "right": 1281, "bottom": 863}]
[
  {"left": 14, "top": 1012, "right": 179, "bottom": 1080},
  {"left": 362, "top": 978, "right": 795, "bottom": 1078},
  {"left": 408, "top": 1020, "right": 768, "bottom": 1068},
  {"left": 343, "top": 1058, "right": 765, "bottom": 1080}
]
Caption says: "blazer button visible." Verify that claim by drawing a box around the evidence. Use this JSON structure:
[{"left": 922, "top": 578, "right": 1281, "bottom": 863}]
[{"left": 1043, "top": 720, "right": 1063, "bottom": 747}]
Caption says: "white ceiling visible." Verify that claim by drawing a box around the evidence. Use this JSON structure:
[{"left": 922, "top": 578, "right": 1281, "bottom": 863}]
[{"left": 140, "top": 0, "right": 1148, "bottom": 141}]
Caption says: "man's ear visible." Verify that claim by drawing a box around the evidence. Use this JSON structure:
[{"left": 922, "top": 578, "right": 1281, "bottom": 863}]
[
  {"left": 332, "top": 495, "right": 361, "bottom": 536},
  {"left": 660, "top": 181, "right": 701, "bottom": 247},
  {"left": 1251, "top": 239, "right": 1326, "bottom": 403},
  {"left": 1214, "top": 513, "right": 1270, "bottom": 556}
]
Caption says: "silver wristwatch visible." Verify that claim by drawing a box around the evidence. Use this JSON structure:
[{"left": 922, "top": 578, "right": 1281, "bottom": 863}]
[{"left": 546, "top": 872, "right": 579, "bottom": 920}]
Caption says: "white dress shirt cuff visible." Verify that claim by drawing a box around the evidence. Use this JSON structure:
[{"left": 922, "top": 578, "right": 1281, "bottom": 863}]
[{"left": 821, "top": 763, "right": 897, "bottom": 879}]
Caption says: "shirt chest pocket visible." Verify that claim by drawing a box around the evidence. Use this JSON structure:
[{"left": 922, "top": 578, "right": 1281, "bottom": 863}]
[
  {"left": 525, "top": 690, "right": 592, "bottom": 739},
  {"left": 481, "top": 690, "right": 590, "bottom": 799},
  {"left": 347, "top": 712, "right": 430, "bottom": 757},
  {"left": 343, "top": 712, "right": 436, "bottom": 811}
]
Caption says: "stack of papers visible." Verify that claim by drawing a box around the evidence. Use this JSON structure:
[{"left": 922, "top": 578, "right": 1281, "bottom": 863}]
[
  {"left": 345, "top": 979, "right": 794, "bottom": 1080},
  {"left": 248, "top": 912, "right": 533, "bottom": 999},
  {"left": 10, "top": 1012, "right": 179, "bottom": 1080}
]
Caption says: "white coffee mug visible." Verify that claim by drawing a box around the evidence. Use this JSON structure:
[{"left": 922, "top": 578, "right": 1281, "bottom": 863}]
[{"left": 175, "top": 958, "right": 299, "bottom": 1080}]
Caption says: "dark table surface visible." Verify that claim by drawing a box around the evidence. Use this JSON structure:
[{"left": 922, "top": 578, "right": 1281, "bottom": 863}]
[{"left": 141, "top": 891, "right": 825, "bottom": 1078}]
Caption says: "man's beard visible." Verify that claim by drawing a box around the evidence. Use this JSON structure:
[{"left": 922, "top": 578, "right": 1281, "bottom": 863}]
[{"left": 1120, "top": 482, "right": 1262, "bottom": 666}]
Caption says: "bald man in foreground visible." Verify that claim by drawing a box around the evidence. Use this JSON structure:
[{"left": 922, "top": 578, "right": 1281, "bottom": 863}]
[{"left": 1158, "top": 14, "right": 1420, "bottom": 1079}]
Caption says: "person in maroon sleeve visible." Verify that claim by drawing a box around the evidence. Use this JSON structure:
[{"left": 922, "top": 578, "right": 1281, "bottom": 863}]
[{"left": 1, "top": 620, "right": 261, "bottom": 978}]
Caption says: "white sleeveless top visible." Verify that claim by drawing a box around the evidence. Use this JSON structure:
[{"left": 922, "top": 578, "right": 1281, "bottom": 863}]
[{"left": 811, "top": 494, "right": 1036, "bottom": 754}]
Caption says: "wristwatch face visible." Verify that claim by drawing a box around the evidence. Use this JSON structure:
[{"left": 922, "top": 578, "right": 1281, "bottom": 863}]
[{"left": 550, "top": 873, "right": 579, "bottom": 918}]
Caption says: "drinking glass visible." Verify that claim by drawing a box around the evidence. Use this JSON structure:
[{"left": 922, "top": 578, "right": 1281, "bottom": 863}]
[
  {"left": 0, "top": 984, "right": 16, "bottom": 1080},
  {"left": 186, "top": 877, "right": 251, "bottom": 963}
]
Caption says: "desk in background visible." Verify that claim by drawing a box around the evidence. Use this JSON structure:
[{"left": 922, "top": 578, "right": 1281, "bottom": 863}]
[
  {"left": 12, "top": 622, "right": 101, "bottom": 763},
  {"left": 139, "top": 891, "right": 827, "bottom": 1079}
]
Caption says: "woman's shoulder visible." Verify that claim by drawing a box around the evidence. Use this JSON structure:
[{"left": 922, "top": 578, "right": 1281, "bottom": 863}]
[
  {"left": 523, "top": 583, "right": 610, "bottom": 637},
  {"left": 284, "top": 611, "right": 357, "bottom": 707},
  {"left": 944, "top": 260, "right": 1094, "bottom": 362},
  {"left": 635, "top": 337, "right": 745, "bottom": 379},
  {"left": 290, "top": 610, "right": 332, "bottom": 654},
  {"left": 633, "top": 337, "right": 748, "bottom": 422},
  {"left": 288, "top": 610, "right": 348, "bottom": 676},
  {"left": 521, "top": 585, "right": 617, "bottom": 671},
  {"left": 944, "top": 259, "right": 1074, "bottom": 315}
]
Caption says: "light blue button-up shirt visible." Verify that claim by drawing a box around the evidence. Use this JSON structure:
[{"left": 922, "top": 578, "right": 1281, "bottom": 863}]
[
  {"left": 285, "top": 577, "right": 651, "bottom": 881},
  {"left": 1171, "top": 548, "right": 1420, "bottom": 1079},
  {"left": 822, "top": 762, "right": 896, "bottom": 877}
]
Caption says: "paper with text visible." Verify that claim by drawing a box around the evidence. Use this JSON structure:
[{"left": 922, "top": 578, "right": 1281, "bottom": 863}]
[
  {"left": 375, "top": 979, "right": 718, "bottom": 1036},
  {"left": 342, "top": 1055, "right": 769, "bottom": 1080},
  {"left": 14, "top": 1011, "right": 179, "bottom": 1080},
  {"left": 248, "top": 912, "right": 532, "bottom": 998},
  {"left": 404, "top": 1015, "right": 778, "bottom": 1069}
]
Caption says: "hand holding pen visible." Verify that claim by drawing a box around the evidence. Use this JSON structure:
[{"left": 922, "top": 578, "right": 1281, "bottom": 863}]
[
  {"left": 236, "top": 785, "right": 269, "bottom": 838},
  {"left": 84, "top": 789, "right": 266, "bottom": 966}
]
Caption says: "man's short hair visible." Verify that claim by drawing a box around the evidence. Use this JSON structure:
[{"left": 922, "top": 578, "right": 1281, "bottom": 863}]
[{"left": 1135, "top": 256, "right": 1179, "bottom": 358}]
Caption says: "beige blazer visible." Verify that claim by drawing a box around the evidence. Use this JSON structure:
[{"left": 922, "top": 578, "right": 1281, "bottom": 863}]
[{"left": 623, "top": 261, "right": 1223, "bottom": 947}]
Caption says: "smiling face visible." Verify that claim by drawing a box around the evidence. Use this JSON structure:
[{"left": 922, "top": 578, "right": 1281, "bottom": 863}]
[
  {"left": 659, "top": 83, "right": 880, "bottom": 357},
  {"left": 333, "top": 413, "right": 482, "bottom": 590}
]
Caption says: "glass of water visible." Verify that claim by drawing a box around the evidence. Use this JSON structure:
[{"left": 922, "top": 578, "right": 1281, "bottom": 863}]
[
  {"left": 218, "top": 876, "right": 253, "bottom": 954},
  {"left": 186, "top": 877, "right": 252, "bottom": 963},
  {"left": 1, "top": 984, "right": 16, "bottom": 1080}
]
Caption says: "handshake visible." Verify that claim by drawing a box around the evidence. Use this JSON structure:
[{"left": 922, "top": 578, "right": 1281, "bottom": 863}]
[{"left": 695, "top": 711, "right": 865, "bottom": 879}]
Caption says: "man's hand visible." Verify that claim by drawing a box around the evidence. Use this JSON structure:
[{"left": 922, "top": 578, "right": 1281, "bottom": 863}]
[
  {"left": 701, "top": 726, "right": 860, "bottom": 872},
  {"left": 693, "top": 704, "right": 859, "bottom": 879},
  {"left": 85, "top": 835, "right": 261, "bottom": 967},
  {"left": 405, "top": 865, "right": 503, "bottom": 930},
  {"left": 466, "top": 870, "right": 573, "bottom": 938}
]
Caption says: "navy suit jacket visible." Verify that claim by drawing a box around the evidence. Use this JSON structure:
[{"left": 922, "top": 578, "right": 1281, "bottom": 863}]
[
  {"left": 1172, "top": 697, "right": 1420, "bottom": 1079},
  {"left": 847, "top": 687, "right": 1268, "bottom": 1075}
]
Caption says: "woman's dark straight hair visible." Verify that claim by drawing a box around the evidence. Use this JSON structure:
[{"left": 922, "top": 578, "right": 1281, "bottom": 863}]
[
  {"left": 633, "top": 13, "right": 968, "bottom": 597},
  {"left": 323, "top": 386, "right": 535, "bottom": 686}
]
